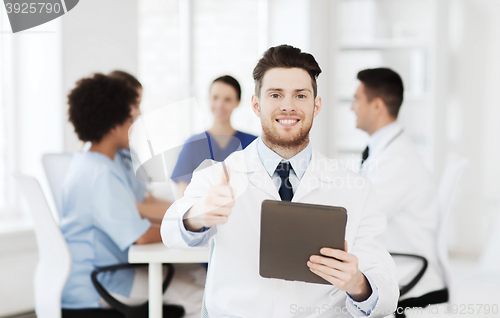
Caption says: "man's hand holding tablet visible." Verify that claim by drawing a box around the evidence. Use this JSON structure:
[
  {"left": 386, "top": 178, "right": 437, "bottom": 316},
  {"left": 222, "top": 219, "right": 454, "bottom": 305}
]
[
  {"left": 183, "top": 167, "right": 234, "bottom": 231},
  {"left": 307, "top": 241, "right": 373, "bottom": 302}
]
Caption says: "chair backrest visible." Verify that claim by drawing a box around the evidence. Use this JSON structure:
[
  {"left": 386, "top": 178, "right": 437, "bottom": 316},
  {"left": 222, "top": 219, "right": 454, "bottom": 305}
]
[
  {"left": 14, "top": 174, "right": 72, "bottom": 318},
  {"left": 436, "top": 158, "right": 469, "bottom": 301},
  {"left": 42, "top": 153, "right": 73, "bottom": 219}
]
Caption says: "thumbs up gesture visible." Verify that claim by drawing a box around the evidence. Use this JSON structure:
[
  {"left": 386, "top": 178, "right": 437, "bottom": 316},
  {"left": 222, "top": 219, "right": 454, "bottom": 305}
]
[{"left": 183, "top": 166, "right": 235, "bottom": 232}]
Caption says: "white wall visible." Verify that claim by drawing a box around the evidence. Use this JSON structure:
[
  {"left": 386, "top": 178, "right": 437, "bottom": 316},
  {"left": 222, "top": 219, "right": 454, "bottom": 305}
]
[
  {"left": 267, "top": 0, "right": 332, "bottom": 155},
  {"left": 62, "top": 0, "right": 139, "bottom": 153},
  {"left": 439, "top": 0, "right": 500, "bottom": 257},
  {"left": 16, "top": 18, "right": 64, "bottom": 208}
]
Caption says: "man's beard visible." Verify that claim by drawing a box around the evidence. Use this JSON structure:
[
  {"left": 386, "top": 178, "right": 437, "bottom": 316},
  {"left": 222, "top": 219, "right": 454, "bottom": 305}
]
[{"left": 261, "top": 115, "right": 313, "bottom": 150}]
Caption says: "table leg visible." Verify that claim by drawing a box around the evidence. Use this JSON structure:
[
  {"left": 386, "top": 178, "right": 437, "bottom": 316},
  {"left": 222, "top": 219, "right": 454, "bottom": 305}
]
[{"left": 149, "top": 262, "right": 163, "bottom": 318}]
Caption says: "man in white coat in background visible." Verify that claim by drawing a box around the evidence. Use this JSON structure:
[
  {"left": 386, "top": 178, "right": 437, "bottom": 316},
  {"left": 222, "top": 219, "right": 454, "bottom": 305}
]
[
  {"left": 351, "top": 68, "right": 448, "bottom": 314},
  {"left": 162, "top": 45, "right": 399, "bottom": 317}
]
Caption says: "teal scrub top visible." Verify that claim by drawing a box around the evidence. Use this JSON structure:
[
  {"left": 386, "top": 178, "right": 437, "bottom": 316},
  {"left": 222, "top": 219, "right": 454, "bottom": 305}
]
[{"left": 60, "top": 151, "right": 151, "bottom": 309}]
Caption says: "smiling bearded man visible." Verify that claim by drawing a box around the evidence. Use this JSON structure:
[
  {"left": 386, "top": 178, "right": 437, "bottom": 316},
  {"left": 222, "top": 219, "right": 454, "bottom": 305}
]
[{"left": 161, "top": 44, "right": 399, "bottom": 318}]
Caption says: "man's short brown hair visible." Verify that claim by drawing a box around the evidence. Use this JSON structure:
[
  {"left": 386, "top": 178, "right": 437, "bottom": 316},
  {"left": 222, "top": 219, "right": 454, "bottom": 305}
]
[
  {"left": 253, "top": 45, "right": 322, "bottom": 97},
  {"left": 357, "top": 68, "right": 404, "bottom": 118}
]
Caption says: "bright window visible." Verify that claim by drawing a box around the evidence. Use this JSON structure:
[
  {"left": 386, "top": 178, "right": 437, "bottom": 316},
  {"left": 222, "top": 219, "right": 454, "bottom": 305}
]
[
  {"left": 138, "top": 0, "right": 265, "bottom": 136},
  {"left": 0, "top": 7, "right": 16, "bottom": 215}
]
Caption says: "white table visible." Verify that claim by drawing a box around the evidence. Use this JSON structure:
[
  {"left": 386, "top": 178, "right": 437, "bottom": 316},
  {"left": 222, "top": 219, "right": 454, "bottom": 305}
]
[{"left": 128, "top": 243, "right": 209, "bottom": 318}]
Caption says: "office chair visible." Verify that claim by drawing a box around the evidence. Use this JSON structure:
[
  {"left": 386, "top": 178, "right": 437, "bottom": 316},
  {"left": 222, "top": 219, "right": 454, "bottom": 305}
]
[
  {"left": 393, "top": 158, "right": 469, "bottom": 317},
  {"left": 13, "top": 174, "right": 184, "bottom": 318},
  {"left": 42, "top": 153, "right": 74, "bottom": 220}
]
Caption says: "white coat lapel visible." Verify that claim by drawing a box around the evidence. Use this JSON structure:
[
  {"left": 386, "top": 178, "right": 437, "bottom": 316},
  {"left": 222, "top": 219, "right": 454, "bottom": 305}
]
[
  {"left": 228, "top": 140, "right": 281, "bottom": 201},
  {"left": 249, "top": 164, "right": 281, "bottom": 200},
  {"left": 292, "top": 149, "right": 335, "bottom": 202},
  {"left": 361, "top": 124, "right": 404, "bottom": 176}
]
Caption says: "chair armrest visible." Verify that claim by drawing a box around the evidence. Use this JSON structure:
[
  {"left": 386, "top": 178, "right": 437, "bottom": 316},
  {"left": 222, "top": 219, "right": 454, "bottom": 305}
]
[{"left": 390, "top": 253, "right": 428, "bottom": 297}]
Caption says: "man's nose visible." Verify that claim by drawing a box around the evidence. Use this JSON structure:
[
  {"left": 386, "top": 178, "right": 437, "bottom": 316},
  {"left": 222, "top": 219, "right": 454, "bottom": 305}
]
[{"left": 280, "top": 96, "right": 296, "bottom": 112}]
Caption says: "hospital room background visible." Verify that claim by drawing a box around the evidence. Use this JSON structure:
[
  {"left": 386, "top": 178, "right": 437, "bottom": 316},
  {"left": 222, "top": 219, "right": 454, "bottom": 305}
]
[{"left": 0, "top": 0, "right": 499, "bottom": 317}]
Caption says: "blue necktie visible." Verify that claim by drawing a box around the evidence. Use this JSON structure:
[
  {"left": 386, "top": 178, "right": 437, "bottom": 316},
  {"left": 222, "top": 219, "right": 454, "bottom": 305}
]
[{"left": 276, "top": 161, "right": 293, "bottom": 201}]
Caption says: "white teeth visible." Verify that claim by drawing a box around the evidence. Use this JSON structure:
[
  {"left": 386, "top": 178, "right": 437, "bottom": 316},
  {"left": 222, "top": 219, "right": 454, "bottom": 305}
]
[{"left": 278, "top": 119, "right": 297, "bottom": 124}]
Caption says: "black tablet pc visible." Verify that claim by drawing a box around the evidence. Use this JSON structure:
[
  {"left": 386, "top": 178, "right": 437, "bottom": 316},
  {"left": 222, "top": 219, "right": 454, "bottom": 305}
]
[{"left": 259, "top": 200, "right": 347, "bottom": 285}]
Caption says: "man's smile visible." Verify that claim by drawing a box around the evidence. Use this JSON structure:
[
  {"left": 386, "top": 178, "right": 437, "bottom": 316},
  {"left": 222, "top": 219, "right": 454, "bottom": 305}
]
[{"left": 276, "top": 117, "right": 300, "bottom": 127}]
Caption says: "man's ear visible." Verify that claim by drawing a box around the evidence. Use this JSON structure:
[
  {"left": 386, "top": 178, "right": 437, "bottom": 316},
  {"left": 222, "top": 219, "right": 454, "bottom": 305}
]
[
  {"left": 372, "top": 97, "right": 385, "bottom": 114},
  {"left": 313, "top": 96, "right": 322, "bottom": 118},
  {"left": 251, "top": 94, "right": 261, "bottom": 118}
]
